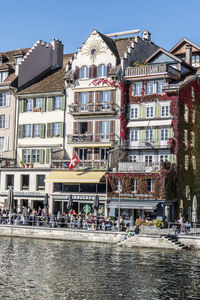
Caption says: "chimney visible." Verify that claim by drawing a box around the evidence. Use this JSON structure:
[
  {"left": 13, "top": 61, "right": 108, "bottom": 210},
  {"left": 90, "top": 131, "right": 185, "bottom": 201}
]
[
  {"left": 51, "top": 39, "right": 63, "bottom": 69},
  {"left": 186, "top": 44, "right": 192, "bottom": 65},
  {"left": 142, "top": 30, "right": 151, "bottom": 41}
]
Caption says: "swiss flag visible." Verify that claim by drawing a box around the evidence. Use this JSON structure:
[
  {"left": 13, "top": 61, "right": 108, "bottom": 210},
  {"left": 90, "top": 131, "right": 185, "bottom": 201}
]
[{"left": 67, "top": 153, "right": 80, "bottom": 170}]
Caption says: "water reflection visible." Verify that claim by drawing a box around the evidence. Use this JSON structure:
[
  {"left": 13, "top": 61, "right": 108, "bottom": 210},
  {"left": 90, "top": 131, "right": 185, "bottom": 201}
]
[{"left": 0, "top": 237, "right": 199, "bottom": 299}]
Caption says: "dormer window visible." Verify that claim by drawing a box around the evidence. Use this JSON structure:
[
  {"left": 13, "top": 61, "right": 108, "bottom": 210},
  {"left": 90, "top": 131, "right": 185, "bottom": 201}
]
[
  {"left": 0, "top": 71, "right": 8, "bottom": 83},
  {"left": 15, "top": 56, "right": 23, "bottom": 65}
]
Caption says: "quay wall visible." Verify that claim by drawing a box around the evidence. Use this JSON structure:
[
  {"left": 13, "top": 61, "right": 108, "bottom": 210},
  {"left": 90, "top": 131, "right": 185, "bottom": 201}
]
[{"left": 0, "top": 225, "right": 124, "bottom": 244}]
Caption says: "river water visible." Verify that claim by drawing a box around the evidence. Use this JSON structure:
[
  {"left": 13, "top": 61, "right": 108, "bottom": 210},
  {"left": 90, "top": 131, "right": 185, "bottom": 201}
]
[{"left": 0, "top": 237, "right": 200, "bottom": 300}]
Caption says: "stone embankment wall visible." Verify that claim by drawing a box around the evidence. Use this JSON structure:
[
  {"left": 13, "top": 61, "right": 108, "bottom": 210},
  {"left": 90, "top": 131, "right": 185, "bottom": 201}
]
[{"left": 0, "top": 225, "right": 124, "bottom": 244}]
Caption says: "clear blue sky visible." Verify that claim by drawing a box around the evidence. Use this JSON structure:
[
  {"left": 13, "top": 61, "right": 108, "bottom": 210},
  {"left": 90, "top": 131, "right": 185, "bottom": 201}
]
[{"left": 1, "top": 0, "right": 200, "bottom": 54}]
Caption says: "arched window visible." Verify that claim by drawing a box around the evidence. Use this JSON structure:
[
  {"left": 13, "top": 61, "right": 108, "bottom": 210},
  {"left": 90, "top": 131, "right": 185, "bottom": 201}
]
[
  {"left": 81, "top": 65, "right": 88, "bottom": 79},
  {"left": 98, "top": 64, "right": 106, "bottom": 77}
]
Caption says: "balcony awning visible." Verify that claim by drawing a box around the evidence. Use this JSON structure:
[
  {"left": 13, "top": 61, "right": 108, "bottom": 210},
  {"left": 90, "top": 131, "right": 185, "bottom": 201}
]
[
  {"left": 45, "top": 171, "right": 106, "bottom": 183},
  {"left": 127, "top": 119, "right": 172, "bottom": 128},
  {"left": 107, "top": 199, "right": 163, "bottom": 210}
]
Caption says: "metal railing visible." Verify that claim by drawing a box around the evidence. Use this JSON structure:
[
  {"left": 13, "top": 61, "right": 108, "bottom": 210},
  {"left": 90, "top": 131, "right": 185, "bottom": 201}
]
[
  {"left": 52, "top": 159, "right": 108, "bottom": 170},
  {"left": 118, "top": 161, "right": 161, "bottom": 172},
  {"left": 67, "top": 133, "right": 117, "bottom": 143},
  {"left": 69, "top": 103, "right": 117, "bottom": 114},
  {"left": 125, "top": 64, "right": 180, "bottom": 78},
  {"left": 122, "top": 140, "right": 171, "bottom": 150}
]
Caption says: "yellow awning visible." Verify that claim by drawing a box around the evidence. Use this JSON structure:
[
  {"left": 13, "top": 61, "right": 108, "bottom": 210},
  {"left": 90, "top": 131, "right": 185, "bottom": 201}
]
[
  {"left": 45, "top": 171, "right": 106, "bottom": 183},
  {"left": 68, "top": 144, "right": 112, "bottom": 148}
]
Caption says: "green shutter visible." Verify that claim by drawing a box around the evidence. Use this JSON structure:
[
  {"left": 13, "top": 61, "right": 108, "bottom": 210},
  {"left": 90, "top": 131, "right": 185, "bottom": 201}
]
[
  {"left": 19, "top": 100, "right": 24, "bottom": 113},
  {"left": 39, "top": 149, "right": 44, "bottom": 164},
  {"left": 169, "top": 127, "right": 173, "bottom": 138},
  {"left": 60, "top": 123, "right": 64, "bottom": 137},
  {"left": 18, "top": 125, "right": 23, "bottom": 139},
  {"left": 168, "top": 154, "right": 174, "bottom": 163},
  {"left": 155, "top": 105, "right": 159, "bottom": 118},
  {"left": 47, "top": 97, "right": 53, "bottom": 111},
  {"left": 46, "top": 148, "right": 50, "bottom": 164},
  {"left": 154, "top": 128, "right": 158, "bottom": 144},
  {"left": 61, "top": 96, "right": 65, "bottom": 111},
  {"left": 40, "top": 124, "right": 45, "bottom": 138},
  {"left": 47, "top": 123, "right": 53, "bottom": 137},
  {"left": 157, "top": 104, "right": 161, "bottom": 118},
  {"left": 41, "top": 98, "right": 46, "bottom": 112},
  {"left": 141, "top": 129, "right": 145, "bottom": 142},
  {"left": 142, "top": 106, "right": 146, "bottom": 118},
  {"left": 139, "top": 106, "right": 142, "bottom": 119}
]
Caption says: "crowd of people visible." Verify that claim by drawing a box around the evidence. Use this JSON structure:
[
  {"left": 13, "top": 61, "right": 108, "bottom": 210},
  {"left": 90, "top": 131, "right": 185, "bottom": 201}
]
[{"left": 0, "top": 206, "right": 130, "bottom": 231}]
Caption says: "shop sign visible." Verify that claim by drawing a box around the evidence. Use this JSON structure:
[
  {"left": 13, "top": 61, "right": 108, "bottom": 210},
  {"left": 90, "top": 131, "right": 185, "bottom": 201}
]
[
  {"left": 54, "top": 195, "right": 97, "bottom": 201},
  {"left": 83, "top": 204, "right": 91, "bottom": 214}
]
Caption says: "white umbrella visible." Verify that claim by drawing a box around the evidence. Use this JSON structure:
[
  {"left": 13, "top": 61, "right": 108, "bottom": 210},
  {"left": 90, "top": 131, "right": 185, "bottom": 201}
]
[{"left": 192, "top": 195, "right": 198, "bottom": 223}]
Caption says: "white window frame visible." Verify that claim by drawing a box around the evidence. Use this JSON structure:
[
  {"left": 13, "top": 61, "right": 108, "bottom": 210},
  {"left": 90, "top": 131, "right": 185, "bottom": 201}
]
[
  {"left": 24, "top": 124, "right": 32, "bottom": 138},
  {"left": 130, "top": 107, "right": 138, "bottom": 119},
  {"left": 32, "top": 149, "right": 40, "bottom": 163},
  {"left": 33, "top": 124, "right": 41, "bottom": 138},
  {"left": 145, "top": 155, "right": 153, "bottom": 167},
  {"left": 80, "top": 92, "right": 89, "bottom": 111},
  {"left": 53, "top": 123, "right": 61, "bottom": 136},
  {"left": 130, "top": 130, "right": 138, "bottom": 142},
  {"left": 133, "top": 82, "right": 142, "bottom": 96},
  {"left": 101, "top": 121, "right": 110, "bottom": 141},
  {"left": 145, "top": 129, "right": 153, "bottom": 141},
  {"left": 156, "top": 80, "right": 164, "bottom": 94},
  {"left": 161, "top": 129, "right": 169, "bottom": 141},
  {"left": 146, "top": 82, "right": 154, "bottom": 95},
  {"left": 160, "top": 154, "right": 168, "bottom": 162},
  {"left": 0, "top": 115, "right": 5, "bottom": 129},
  {"left": 146, "top": 106, "right": 154, "bottom": 118},
  {"left": 161, "top": 105, "right": 169, "bottom": 117},
  {"left": 81, "top": 66, "right": 88, "bottom": 79},
  {"left": 54, "top": 97, "right": 62, "bottom": 110},
  {"left": 0, "top": 72, "right": 8, "bottom": 83},
  {"left": 98, "top": 64, "right": 106, "bottom": 78},
  {"left": 24, "top": 99, "right": 33, "bottom": 112},
  {"left": 101, "top": 91, "right": 111, "bottom": 110},
  {"left": 78, "top": 148, "right": 87, "bottom": 160},
  {"left": 23, "top": 149, "right": 31, "bottom": 163}
]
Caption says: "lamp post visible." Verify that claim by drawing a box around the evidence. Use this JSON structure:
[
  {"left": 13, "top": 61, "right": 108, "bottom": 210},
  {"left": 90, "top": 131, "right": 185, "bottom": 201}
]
[{"left": 118, "top": 180, "right": 121, "bottom": 232}]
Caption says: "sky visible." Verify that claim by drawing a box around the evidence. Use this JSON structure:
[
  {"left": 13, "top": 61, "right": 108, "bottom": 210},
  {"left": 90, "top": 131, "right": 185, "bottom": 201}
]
[{"left": 1, "top": 0, "right": 200, "bottom": 54}]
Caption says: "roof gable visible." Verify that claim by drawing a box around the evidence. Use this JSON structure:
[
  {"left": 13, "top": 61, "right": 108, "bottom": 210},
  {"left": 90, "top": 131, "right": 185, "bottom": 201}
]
[
  {"left": 170, "top": 38, "right": 200, "bottom": 55},
  {"left": 146, "top": 48, "right": 182, "bottom": 64}
]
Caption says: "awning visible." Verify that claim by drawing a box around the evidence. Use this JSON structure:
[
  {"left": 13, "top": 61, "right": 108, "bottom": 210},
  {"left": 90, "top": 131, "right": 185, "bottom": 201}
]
[
  {"left": 107, "top": 200, "right": 163, "bottom": 210},
  {"left": 45, "top": 171, "right": 106, "bottom": 183},
  {"left": 127, "top": 119, "right": 172, "bottom": 128}
]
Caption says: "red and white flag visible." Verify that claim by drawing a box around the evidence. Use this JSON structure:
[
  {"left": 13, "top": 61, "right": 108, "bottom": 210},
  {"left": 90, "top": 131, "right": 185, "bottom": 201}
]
[{"left": 67, "top": 153, "right": 80, "bottom": 170}]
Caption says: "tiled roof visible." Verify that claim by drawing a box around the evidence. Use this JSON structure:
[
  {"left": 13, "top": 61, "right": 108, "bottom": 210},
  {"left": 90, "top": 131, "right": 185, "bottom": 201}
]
[
  {"left": 115, "top": 39, "right": 134, "bottom": 57},
  {"left": 0, "top": 48, "right": 30, "bottom": 65},
  {"left": 97, "top": 31, "right": 120, "bottom": 63},
  {"left": 17, "top": 54, "right": 73, "bottom": 95}
]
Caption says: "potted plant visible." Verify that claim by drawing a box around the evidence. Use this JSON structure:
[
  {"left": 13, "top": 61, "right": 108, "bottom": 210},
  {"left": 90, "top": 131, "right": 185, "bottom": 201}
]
[
  {"left": 29, "top": 161, "right": 33, "bottom": 168},
  {"left": 20, "top": 161, "right": 25, "bottom": 168},
  {"left": 25, "top": 163, "right": 29, "bottom": 168}
]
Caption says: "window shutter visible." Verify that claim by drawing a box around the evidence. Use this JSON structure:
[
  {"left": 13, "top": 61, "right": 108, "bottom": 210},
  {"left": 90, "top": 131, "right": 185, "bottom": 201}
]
[
  {"left": 88, "top": 121, "right": 93, "bottom": 134},
  {"left": 107, "top": 63, "right": 112, "bottom": 76},
  {"left": 111, "top": 90, "right": 116, "bottom": 105},
  {"left": 73, "top": 122, "right": 78, "bottom": 134},
  {"left": 18, "top": 125, "right": 23, "bottom": 139},
  {"left": 41, "top": 98, "right": 46, "bottom": 112},
  {"left": 89, "top": 66, "right": 93, "bottom": 79},
  {"left": 46, "top": 148, "right": 50, "bottom": 164},
  {"left": 141, "top": 130, "right": 145, "bottom": 142},
  {"left": 39, "top": 149, "right": 44, "bottom": 164},
  {"left": 95, "top": 92, "right": 101, "bottom": 111},
  {"left": 47, "top": 123, "right": 53, "bottom": 137},
  {"left": 93, "top": 65, "right": 97, "bottom": 78},
  {"left": 157, "top": 104, "right": 161, "bottom": 118},
  {"left": 60, "top": 122, "right": 64, "bottom": 138},
  {"left": 95, "top": 121, "right": 101, "bottom": 142},
  {"left": 169, "top": 128, "right": 173, "bottom": 138},
  {"left": 40, "top": 124, "right": 45, "bottom": 138},
  {"left": 75, "top": 66, "right": 80, "bottom": 79},
  {"left": 3, "top": 136, "right": 8, "bottom": 151},
  {"left": 19, "top": 100, "right": 24, "bottom": 113},
  {"left": 74, "top": 93, "right": 79, "bottom": 104},
  {"left": 47, "top": 98, "right": 53, "bottom": 111},
  {"left": 61, "top": 96, "right": 65, "bottom": 111},
  {"left": 94, "top": 148, "right": 99, "bottom": 160},
  {"left": 87, "top": 148, "right": 92, "bottom": 160},
  {"left": 6, "top": 92, "right": 10, "bottom": 107},
  {"left": 110, "top": 120, "right": 115, "bottom": 141},
  {"left": 89, "top": 92, "right": 93, "bottom": 111},
  {"left": 5, "top": 114, "right": 9, "bottom": 129}
]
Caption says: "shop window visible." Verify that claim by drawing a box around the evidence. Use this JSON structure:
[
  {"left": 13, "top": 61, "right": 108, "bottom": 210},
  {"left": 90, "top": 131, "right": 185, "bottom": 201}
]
[
  {"left": 6, "top": 175, "right": 14, "bottom": 189},
  {"left": 97, "top": 183, "right": 106, "bottom": 193},
  {"left": 63, "top": 184, "right": 79, "bottom": 193},
  {"left": 21, "top": 175, "right": 29, "bottom": 190},
  {"left": 37, "top": 175, "right": 45, "bottom": 191},
  {"left": 80, "top": 183, "right": 96, "bottom": 193},
  {"left": 54, "top": 183, "right": 62, "bottom": 192}
]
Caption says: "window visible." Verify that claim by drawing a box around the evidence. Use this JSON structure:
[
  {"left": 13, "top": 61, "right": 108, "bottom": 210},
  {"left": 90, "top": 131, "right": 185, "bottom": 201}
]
[
  {"left": 191, "top": 132, "right": 195, "bottom": 147},
  {"left": 130, "top": 155, "right": 137, "bottom": 162},
  {"left": 133, "top": 83, "right": 142, "bottom": 96},
  {"left": 184, "top": 105, "right": 189, "bottom": 122},
  {"left": 24, "top": 124, "right": 32, "bottom": 138},
  {"left": 53, "top": 123, "right": 61, "bottom": 137},
  {"left": 192, "top": 111, "right": 195, "bottom": 123},
  {"left": 132, "top": 179, "right": 137, "bottom": 192},
  {"left": 81, "top": 66, "right": 88, "bottom": 79},
  {"left": 147, "top": 179, "right": 153, "bottom": 192},
  {"left": 6, "top": 175, "right": 14, "bottom": 189},
  {"left": 78, "top": 148, "right": 87, "bottom": 160},
  {"left": 54, "top": 97, "right": 62, "bottom": 110},
  {"left": 37, "top": 175, "right": 45, "bottom": 191},
  {"left": 185, "top": 155, "right": 189, "bottom": 170},
  {"left": 145, "top": 129, "right": 153, "bottom": 141},
  {"left": 21, "top": 175, "right": 29, "bottom": 190},
  {"left": 184, "top": 130, "right": 188, "bottom": 148},
  {"left": 32, "top": 149, "right": 40, "bottom": 163},
  {"left": 23, "top": 149, "right": 31, "bottom": 163},
  {"left": 160, "top": 155, "right": 168, "bottom": 162},
  {"left": 0, "top": 72, "right": 8, "bottom": 83},
  {"left": 98, "top": 64, "right": 106, "bottom": 77},
  {"left": 33, "top": 124, "right": 41, "bottom": 138},
  {"left": 0, "top": 115, "right": 5, "bottom": 129},
  {"left": 63, "top": 184, "right": 79, "bottom": 193},
  {"left": 192, "top": 54, "right": 200, "bottom": 64},
  {"left": 101, "top": 148, "right": 109, "bottom": 160},
  {"left": 24, "top": 99, "right": 33, "bottom": 112},
  {"left": 80, "top": 92, "right": 89, "bottom": 111},
  {"left": 145, "top": 155, "right": 153, "bottom": 167},
  {"left": 186, "top": 185, "right": 190, "bottom": 200},
  {"left": 146, "top": 82, "right": 154, "bottom": 95},
  {"left": 146, "top": 106, "right": 154, "bottom": 118},
  {"left": 101, "top": 121, "right": 110, "bottom": 141},
  {"left": 0, "top": 93, "right": 7, "bottom": 107},
  {"left": 130, "top": 107, "right": 138, "bottom": 119},
  {"left": 80, "top": 183, "right": 96, "bottom": 193},
  {"left": 156, "top": 81, "right": 164, "bottom": 94},
  {"left": 161, "top": 105, "right": 169, "bottom": 117},
  {"left": 54, "top": 183, "right": 62, "bottom": 192},
  {"left": 130, "top": 130, "right": 138, "bottom": 142},
  {"left": 192, "top": 156, "right": 196, "bottom": 169},
  {"left": 0, "top": 137, "right": 4, "bottom": 151},
  {"left": 34, "top": 98, "right": 42, "bottom": 109},
  {"left": 161, "top": 129, "right": 169, "bottom": 141},
  {"left": 101, "top": 91, "right": 110, "bottom": 110},
  {"left": 15, "top": 56, "right": 23, "bottom": 65}
]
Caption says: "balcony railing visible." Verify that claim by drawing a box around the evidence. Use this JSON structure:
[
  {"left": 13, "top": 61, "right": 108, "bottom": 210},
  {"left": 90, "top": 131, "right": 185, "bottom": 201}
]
[
  {"left": 69, "top": 103, "right": 117, "bottom": 114},
  {"left": 67, "top": 133, "right": 118, "bottom": 144},
  {"left": 52, "top": 160, "right": 108, "bottom": 170},
  {"left": 125, "top": 64, "right": 181, "bottom": 79},
  {"left": 118, "top": 162, "right": 161, "bottom": 172},
  {"left": 122, "top": 140, "right": 171, "bottom": 150}
]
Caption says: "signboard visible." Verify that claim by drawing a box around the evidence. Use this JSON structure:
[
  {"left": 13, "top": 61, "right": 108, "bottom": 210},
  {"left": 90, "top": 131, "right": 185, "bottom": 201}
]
[
  {"left": 53, "top": 195, "right": 105, "bottom": 201},
  {"left": 83, "top": 204, "right": 91, "bottom": 214}
]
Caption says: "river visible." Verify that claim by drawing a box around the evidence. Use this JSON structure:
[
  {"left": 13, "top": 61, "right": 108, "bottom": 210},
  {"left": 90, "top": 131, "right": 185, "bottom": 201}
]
[{"left": 0, "top": 237, "right": 199, "bottom": 300}]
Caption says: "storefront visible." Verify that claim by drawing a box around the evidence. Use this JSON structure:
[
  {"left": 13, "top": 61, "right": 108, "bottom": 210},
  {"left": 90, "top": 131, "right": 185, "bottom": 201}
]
[{"left": 45, "top": 171, "right": 107, "bottom": 215}]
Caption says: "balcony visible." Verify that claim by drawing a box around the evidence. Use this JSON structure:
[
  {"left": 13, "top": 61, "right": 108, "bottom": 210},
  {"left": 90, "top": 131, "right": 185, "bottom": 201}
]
[
  {"left": 67, "top": 133, "right": 118, "bottom": 144},
  {"left": 118, "top": 162, "right": 160, "bottom": 173},
  {"left": 123, "top": 140, "right": 171, "bottom": 150},
  {"left": 124, "top": 64, "right": 181, "bottom": 80},
  {"left": 51, "top": 160, "right": 108, "bottom": 170},
  {"left": 69, "top": 103, "right": 117, "bottom": 116}
]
